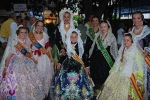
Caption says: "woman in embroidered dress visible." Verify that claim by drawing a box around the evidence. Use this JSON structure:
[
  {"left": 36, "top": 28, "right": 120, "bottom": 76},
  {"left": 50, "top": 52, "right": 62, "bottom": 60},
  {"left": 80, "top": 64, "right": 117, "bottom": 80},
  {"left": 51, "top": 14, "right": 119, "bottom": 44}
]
[
  {"left": 29, "top": 20, "right": 54, "bottom": 97},
  {"left": 0, "top": 26, "right": 44, "bottom": 100},
  {"left": 50, "top": 29, "right": 93, "bottom": 100},
  {"left": 52, "top": 8, "right": 75, "bottom": 70},
  {"left": 84, "top": 18, "right": 118, "bottom": 96},
  {"left": 130, "top": 11, "right": 150, "bottom": 100},
  {"left": 97, "top": 33, "right": 145, "bottom": 100}
]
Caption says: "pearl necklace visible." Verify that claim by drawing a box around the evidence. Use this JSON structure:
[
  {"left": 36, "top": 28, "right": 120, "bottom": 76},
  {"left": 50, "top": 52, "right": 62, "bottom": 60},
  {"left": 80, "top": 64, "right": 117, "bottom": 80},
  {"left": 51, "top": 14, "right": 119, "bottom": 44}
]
[
  {"left": 35, "top": 30, "right": 43, "bottom": 34},
  {"left": 134, "top": 26, "right": 143, "bottom": 33},
  {"left": 64, "top": 24, "right": 70, "bottom": 28},
  {"left": 18, "top": 38, "right": 25, "bottom": 43}
]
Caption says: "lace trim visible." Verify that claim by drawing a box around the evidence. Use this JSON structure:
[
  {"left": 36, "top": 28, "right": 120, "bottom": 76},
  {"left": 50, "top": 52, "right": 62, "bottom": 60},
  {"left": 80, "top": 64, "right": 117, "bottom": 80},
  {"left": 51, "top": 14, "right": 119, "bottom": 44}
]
[
  {"left": 131, "top": 25, "right": 150, "bottom": 40},
  {"left": 59, "top": 22, "right": 75, "bottom": 46},
  {"left": 65, "top": 29, "right": 84, "bottom": 59},
  {"left": 86, "top": 28, "right": 118, "bottom": 59}
]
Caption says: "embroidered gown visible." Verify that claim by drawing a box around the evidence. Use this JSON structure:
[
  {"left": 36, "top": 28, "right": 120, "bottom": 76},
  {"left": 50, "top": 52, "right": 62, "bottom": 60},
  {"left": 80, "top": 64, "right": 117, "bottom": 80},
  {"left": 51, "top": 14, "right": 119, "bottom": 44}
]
[
  {"left": 50, "top": 43, "right": 93, "bottom": 100},
  {"left": 131, "top": 25, "right": 150, "bottom": 100},
  {"left": 30, "top": 32, "right": 54, "bottom": 95},
  {"left": 0, "top": 38, "right": 44, "bottom": 100},
  {"left": 85, "top": 29, "right": 118, "bottom": 94},
  {"left": 98, "top": 40, "right": 145, "bottom": 100}
]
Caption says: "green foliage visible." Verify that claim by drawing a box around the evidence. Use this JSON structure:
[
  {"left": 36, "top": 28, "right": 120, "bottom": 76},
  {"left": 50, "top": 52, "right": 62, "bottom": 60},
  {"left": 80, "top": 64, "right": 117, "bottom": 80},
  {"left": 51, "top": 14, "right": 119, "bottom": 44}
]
[
  {"left": 73, "top": 15, "right": 83, "bottom": 20},
  {"left": 112, "top": 14, "right": 119, "bottom": 20}
]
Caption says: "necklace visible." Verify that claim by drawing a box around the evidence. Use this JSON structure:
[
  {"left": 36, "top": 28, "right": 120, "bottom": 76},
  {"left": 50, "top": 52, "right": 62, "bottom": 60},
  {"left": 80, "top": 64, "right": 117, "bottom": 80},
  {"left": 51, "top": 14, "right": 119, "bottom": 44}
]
[
  {"left": 64, "top": 23, "right": 70, "bottom": 28},
  {"left": 18, "top": 38, "right": 25, "bottom": 43},
  {"left": 134, "top": 26, "right": 143, "bottom": 33},
  {"left": 71, "top": 42, "right": 77, "bottom": 50},
  {"left": 35, "top": 30, "right": 43, "bottom": 34}
]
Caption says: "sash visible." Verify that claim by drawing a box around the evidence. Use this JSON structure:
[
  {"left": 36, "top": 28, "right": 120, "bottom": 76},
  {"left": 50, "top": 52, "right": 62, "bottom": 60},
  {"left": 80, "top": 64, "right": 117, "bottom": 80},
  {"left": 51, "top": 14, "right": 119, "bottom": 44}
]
[
  {"left": 88, "top": 28, "right": 114, "bottom": 68},
  {"left": 145, "top": 56, "right": 150, "bottom": 69},
  {"left": 72, "top": 52, "right": 95, "bottom": 87},
  {"left": 28, "top": 32, "right": 51, "bottom": 58},
  {"left": 96, "top": 85, "right": 104, "bottom": 99},
  {"left": 130, "top": 73, "right": 144, "bottom": 100},
  {"left": 15, "top": 42, "right": 31, "bottom": 58}
]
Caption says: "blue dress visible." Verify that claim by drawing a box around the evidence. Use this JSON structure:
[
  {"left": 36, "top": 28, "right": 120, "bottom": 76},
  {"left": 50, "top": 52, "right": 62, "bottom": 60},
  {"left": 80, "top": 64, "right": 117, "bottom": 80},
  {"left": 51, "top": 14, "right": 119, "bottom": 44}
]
[{"left": 49, "top": 49, "right": 93, "bottom": 100}]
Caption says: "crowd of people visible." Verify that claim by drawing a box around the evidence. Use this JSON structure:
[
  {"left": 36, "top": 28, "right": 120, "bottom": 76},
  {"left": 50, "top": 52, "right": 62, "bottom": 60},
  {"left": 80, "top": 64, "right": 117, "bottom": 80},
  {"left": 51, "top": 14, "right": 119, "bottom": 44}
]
[{"left": 0, "top": 8, "right": 149, "bottom": 100}]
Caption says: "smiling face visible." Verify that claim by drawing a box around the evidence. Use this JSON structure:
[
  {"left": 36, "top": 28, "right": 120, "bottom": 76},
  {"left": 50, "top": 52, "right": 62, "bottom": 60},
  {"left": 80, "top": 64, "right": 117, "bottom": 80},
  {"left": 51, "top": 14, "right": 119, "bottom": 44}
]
[
  {"left": 18, "top": 28, "right": 27, "bottom": 40},
  {"left": 123, "top": 35, "right": 133, "bottom": 49},
  {"left": 92, "top": 17, "right": 99, "bottom": 27},
  {"left": 100, "top": 22, "right": 109, "bottom": 34},
  {"left": 63, "top": 12, "right": 71, "bottom": 24},
  {"left": 70, "top": 32, "right": 78, "bottom": 43},
  {"left": 35, "top": 21, "right": 44, "bottom": 32},
  {"left": 132, "top": 13, "right": 143, "bottom": 27}
]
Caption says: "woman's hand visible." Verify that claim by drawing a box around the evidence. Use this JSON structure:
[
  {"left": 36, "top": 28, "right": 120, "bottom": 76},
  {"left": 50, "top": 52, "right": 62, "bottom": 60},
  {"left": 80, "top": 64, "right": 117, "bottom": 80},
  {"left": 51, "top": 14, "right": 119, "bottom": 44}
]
[
  {"left": 50, "top": 56, "right": 54, "bottom": 62},
  {"left": 85, "top": 67, "right": 90, "bottom": 74},
  {"left": 137, "top": 81, "right": 142, "bottom": 87},
  {"left": 57, "top": 63, "right": 61, "bottom": 70},
  {"left": 60, "top": 49, "right": 66, "bottom": 56},
  {"left": 31, "top": 57, "right": 38, "bottom": 64},
  {"left": 2, "top": 68, "right": 7, "bottom": 78},
  {"left": 143, "top": 50, "right": 149, "bottom": 58}
]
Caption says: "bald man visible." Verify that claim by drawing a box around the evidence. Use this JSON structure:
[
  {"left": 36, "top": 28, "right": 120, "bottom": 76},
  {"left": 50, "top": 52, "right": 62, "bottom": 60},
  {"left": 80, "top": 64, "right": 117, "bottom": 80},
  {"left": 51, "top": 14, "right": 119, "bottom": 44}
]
[{"left": 30, "top": 16, "right": 37, "bottom": 31}]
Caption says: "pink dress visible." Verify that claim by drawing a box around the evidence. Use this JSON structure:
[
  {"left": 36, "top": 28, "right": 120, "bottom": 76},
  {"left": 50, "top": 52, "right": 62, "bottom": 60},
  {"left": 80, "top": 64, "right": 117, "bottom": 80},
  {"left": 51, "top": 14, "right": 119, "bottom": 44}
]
[{"left": 0, "top": 39, "right": 45, "bottom": 100}]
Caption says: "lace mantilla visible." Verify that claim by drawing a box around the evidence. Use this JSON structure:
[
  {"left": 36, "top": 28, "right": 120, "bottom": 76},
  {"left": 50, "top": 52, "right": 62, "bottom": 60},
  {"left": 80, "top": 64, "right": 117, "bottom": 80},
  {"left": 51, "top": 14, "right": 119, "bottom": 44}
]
[
  {"left": 58, "top": 8, "right": 75, "bottom": 46},
  {"left": 86, "top": 26, "right": 118, "bottom": 60},
  {"left": 65, "top": 28, "right": 84, "bottom": 59}
]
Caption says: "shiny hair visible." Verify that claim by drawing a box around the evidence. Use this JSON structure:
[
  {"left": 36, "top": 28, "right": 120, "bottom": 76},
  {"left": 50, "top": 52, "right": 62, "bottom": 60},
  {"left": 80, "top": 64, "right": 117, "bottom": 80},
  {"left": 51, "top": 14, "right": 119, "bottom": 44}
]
[
  {"left": 132, "top": 11, "right": 144, "bottom": 21},
  {"left": 16, "top": 27, "right": 28, "bottom": 35},
  {"left": 132, "top": 11, "right": 147, "bottom": 25},
  {"left": 92, "top": 16, "right": 100, "bottom": 23},
  {"left": 100, "top": 20, "right": 110, "bottom": 28},
  {"left": 35, "top": 20, "right": 44, "bottom": 27},
  {"left": 124, "top": 33, "right": 133, "bottom": 43}
]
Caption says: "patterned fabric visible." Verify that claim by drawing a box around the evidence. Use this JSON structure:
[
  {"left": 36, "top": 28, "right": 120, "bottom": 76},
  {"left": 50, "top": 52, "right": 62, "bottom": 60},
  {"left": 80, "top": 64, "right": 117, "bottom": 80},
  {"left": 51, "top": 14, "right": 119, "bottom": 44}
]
[
  {"left": 98, "top": 40, "right": 144, "bottom": 100},
  {"left": 131, "top": 25, "right": 150, "bottom": 100},
  {"left": 0, "top": 48, "right": 44, "bottom": 100},
  {"left": 31, "top": 32, "right": 54, "bottom": 95},
  {"left": 50, "top": 57, "right": 93, "bottom": 100}
]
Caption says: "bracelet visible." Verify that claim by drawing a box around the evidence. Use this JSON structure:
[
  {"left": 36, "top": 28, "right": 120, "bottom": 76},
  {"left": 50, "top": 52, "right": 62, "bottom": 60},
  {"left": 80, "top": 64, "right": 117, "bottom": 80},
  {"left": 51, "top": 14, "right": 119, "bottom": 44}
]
[{"left": 4, "top": 67, "right": 7, "bottom": 69}]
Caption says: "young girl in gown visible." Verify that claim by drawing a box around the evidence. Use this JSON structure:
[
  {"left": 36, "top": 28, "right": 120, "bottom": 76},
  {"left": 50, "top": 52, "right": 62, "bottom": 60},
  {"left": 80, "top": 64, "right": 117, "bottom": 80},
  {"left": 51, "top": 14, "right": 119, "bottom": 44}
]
[
  {"left": 97, "top": 33, "right": 145, "bottom": 100},
  {"left": 50, "top": 29, "right": 93, "bottom": 100},
  {"left": 0, "top": 26, "right": 44, "bottom": 100}
]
